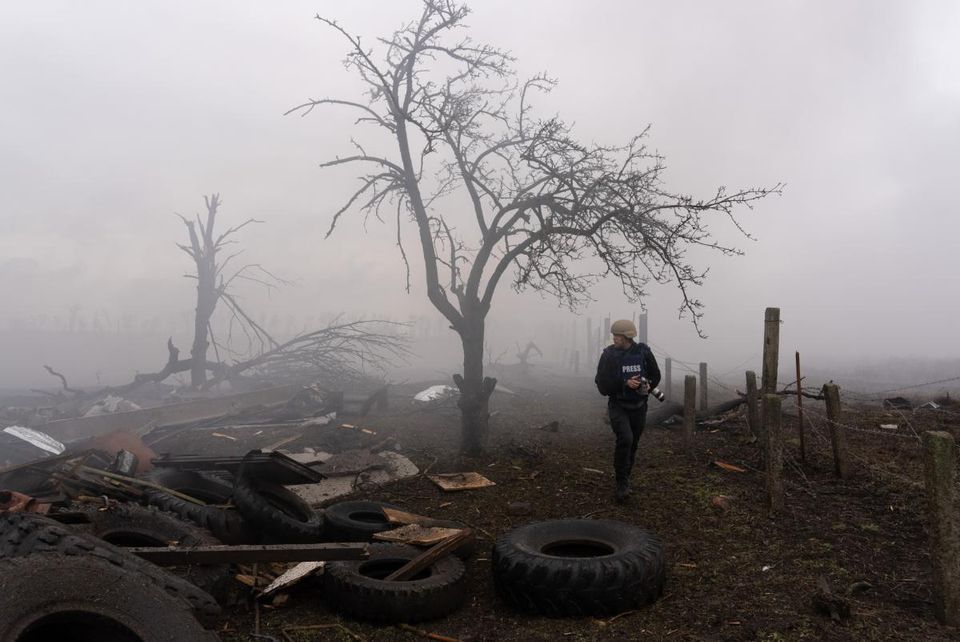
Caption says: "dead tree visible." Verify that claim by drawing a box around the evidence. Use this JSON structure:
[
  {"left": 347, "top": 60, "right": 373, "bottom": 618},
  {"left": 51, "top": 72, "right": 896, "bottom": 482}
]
[
  {"left": 516, "top": 341, "right": 543, "bottom": 374},
  {"left": 290, "top": 0, "right": 781, "bottom": 454},
  {"left": 176, "top": 194, "right": 279, "bottom": 387}
]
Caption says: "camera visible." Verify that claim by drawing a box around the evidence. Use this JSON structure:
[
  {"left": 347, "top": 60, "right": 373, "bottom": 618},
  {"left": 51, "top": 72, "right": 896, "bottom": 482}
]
[{"left": 640, "top": 377, "right": 666, "bottom": 403}]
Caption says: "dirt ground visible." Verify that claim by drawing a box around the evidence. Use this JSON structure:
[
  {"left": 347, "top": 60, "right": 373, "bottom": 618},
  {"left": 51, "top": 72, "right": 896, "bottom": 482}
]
[{"left": 154, "top": 372, "right": 960, "bottom": 642}]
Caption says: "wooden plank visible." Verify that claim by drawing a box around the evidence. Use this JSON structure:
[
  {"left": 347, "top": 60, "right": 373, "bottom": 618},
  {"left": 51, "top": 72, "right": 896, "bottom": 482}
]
[
  {"left": 383, "top": 529, "right": 473, "bottom": 582},
  {"left": 127, "top": 542, "right": 367, "bottom": 565}
]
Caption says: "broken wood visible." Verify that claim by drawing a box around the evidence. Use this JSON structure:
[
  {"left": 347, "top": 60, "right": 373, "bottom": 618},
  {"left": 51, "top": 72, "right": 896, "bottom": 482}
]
[
  {"left": 383, "top": 529, "right": 473, "bottom": 582},
  {"left": 373, "top": 523, "right": 462, "bottom": 546},
  {"left": 428, "top": 472, "right": 495, "bottom": 491},
  {"left": 396, "top": 623, "right": 461, "bottom": 642},
  {"left": 127, "top": 542, "right": 368, "bottom": 565}
]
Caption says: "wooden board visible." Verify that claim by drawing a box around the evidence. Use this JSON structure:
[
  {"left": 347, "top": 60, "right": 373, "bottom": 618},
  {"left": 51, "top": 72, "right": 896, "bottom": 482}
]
[{"left": 427, "top": 472, "right": 496, "bottom": 491}]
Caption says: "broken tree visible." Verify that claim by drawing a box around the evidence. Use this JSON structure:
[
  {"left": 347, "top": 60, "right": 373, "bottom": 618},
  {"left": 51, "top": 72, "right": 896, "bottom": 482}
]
[{"left": 291, "top": 0, "right": 780, "bottom": 454}]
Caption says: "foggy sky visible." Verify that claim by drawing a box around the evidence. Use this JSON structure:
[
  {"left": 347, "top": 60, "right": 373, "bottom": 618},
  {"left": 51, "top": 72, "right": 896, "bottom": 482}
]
[{"left": 2, "top": 1, "right": 959, "bottom": 388}]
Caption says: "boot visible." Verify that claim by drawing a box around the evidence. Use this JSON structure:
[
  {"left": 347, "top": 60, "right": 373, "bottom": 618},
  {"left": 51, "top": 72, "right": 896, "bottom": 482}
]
[{"left": 615, "top": 479, "right": 631, "bottom": 503}]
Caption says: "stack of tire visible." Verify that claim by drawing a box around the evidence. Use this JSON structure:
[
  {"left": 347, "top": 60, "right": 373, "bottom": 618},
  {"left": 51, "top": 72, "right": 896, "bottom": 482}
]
[
  {"left": 319, "top": 500, "right": 472, "bottom": 623},
  {"left": 0, "top": 511, "right": 221, "bottom": 641},
  {"left": 139, "top": 466, "right": 322, "bottom": 544}
]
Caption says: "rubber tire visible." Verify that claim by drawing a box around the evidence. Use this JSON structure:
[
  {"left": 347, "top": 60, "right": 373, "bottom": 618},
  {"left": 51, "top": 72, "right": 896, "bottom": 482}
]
[
  {"left": 491, "top": 518, "right": 665, "bottom": 616},
  {"left": 141, "top": 469, "right": 257, "bottom": 545},
  {"left": 233, "top": 474, "right": 322, "bottom": 543},
  {"left": 0, "top": 554, "right": 219, "bottom": 642},
  {"left": 322, "top": 500, "right": 401, "bottom": 541},
  {"left": 77, "top": 503, "right": 232, "bottom": 603},
  {"left": 0, "top": 512, "right": 220, "bottom": 624},
  {"left": 324, "top": 543, "right": 466, "bottom": 623}
]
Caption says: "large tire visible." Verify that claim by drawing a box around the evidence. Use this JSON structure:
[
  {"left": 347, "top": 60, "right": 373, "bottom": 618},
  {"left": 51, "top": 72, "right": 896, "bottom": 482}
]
[
  {"left": 324, "top": 543, "right": 466, "bottom": 623},
  {"left": 323, "top": 500, "right": 401, "bottom": 541},
  {"left": 233, "top": 474, "right": 322, "bottom": 543},
  {"left": 0, "top": 554, "right": 219, "bottom": 642},
  {"left": 141, "top": 469, "right": 257, "bottom": 545},
  {"left": 0, "top": 512, "right": 220, "bottom": 624},
  {"left": 77, "top": 503, "right": 232, "bottom": 602},
  {"left": 492, "top": 518, "right": 665, "bottom": 616}
]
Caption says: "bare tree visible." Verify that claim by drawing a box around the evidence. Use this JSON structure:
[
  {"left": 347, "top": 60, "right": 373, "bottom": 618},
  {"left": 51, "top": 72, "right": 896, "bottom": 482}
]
[
  {"left": 176, "top": 194, "right": 280, "bottom": 387},
  {"left": 290, "top": 0, "right": 781, "bottom": 454}
]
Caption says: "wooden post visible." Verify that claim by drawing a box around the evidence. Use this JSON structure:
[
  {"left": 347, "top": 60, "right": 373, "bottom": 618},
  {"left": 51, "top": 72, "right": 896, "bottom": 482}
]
[
  {"left": 923, "top": 431, "right": 960, "bottom": 624},
  {"left": 746, "top": 370, "right": 761, "bottom": 441},
  {"left": 572, "top": 350, "right": 580, "bottom": 376},
  {"left": 795, "top": 350, "right": 806, "bottom": 462},
  {"left": 586, "top": 318, "right": 594, "bottom": 358},
  {"left": 762, "top": 307, "right": 780, "bottom": 395},
  {"left": 764, "top": 394, "right": 784, "bottom": 513},
  {"left": 664, "top": 358, "right": 672, "bottom": 402},
  {"left": 637, "top": 312, "right": 648, "bottom": 343},
  {"left": 822, "top": 383, "right": 848, "bottom": 478},
  {"left": 699, "top": 362, "right": 708, "bottom": 411},
  {"left": 683, "top": 375, "right": 696, "bottom": 450},
  {"left": 602, "top": 316, "right": 610, "bottom": 353}
]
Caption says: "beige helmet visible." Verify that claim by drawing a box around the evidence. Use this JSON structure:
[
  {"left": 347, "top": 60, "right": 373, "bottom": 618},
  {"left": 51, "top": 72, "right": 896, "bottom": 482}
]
[{"left": 610, "top": 319, "right": 637, "bottom": 339}]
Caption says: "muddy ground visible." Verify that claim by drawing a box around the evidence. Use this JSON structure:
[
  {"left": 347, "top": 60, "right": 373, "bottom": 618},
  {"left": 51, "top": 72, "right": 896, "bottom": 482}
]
[{"left": 153, "top": 372, "right": 960, "bottom": 642}]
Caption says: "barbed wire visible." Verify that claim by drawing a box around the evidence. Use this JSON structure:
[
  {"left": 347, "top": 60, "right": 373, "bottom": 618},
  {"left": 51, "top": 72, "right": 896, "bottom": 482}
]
[{"left": 802, "top": 405, "right": 922, "bottom": 444}]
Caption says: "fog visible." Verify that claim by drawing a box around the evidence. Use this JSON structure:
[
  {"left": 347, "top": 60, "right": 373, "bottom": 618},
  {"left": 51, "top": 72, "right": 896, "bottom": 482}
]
[{"left": 2, "top": 1, "right": 959, "bottom": 392}]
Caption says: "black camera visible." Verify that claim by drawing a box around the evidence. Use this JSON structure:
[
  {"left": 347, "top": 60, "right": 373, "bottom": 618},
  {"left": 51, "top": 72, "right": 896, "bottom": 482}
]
[{"left": 640, "top": 377, "right": 666, "bottom": 402}]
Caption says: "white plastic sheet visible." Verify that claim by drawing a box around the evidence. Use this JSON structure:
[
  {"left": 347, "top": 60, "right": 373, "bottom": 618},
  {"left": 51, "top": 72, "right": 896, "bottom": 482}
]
[{"left": 2, "top": 426, "right": 65, "bottom": 455}]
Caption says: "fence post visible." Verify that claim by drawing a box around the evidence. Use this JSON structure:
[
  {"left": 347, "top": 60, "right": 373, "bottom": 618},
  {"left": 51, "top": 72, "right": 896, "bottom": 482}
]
[
  {"left": 762, "top": 307, "right": 780, "bottom": 395},
  {"left": 586, "top": 318, "right": 593, "bottom": 359},
  {"left": 573, "top": 350, "right": 580, "bottom": 376},
  {"left": 664, "top": 358, "right": 672, "bottom": 402},
  {"left": 923, "top": 430, "right": 960, "bottom": 625},
  {"left": 822, "top": 383, "right": 848, "bottom": 478},
  {"left": 637, "top": 312, "right": 648, "bottom": 343},
  {"left": 746, "top": 370, "right": 761, "bottom": 441},
  {"left": 764, "top": 394, "right": 784, "bottom": 513},
  {"left": 795, "top": 350, "right": 806, "bottom": 462},
  {"left": 683, "top": 375, "right": 696, "bottom": 450},
  {"left": 699, "top": 362, "right": 708, "bottom": 411}
]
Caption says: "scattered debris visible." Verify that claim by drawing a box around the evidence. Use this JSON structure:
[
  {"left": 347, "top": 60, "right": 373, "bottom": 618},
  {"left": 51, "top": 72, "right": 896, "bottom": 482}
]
[
  {"left": 373, "top": 523, "right": 462, "bottom": 546},
  {"left": 260, "top": 561, "right": 326, "bottom": 597},
  {"left": 710, "top": 495, "right": 733, "bottom": 511},
  {"left": 882, "top": 397, "right": 912, "bottom": 410},
  {"left": 507, "top": 502, "right": 532, "bottom": 516},
  {"left": 211, "top": 432, "right": 238, "bottom": 441},
  {"left": 428, "top": 472, "right": 496, "bottom": 491},
  {"left": 812, "top": 575, "right": 851, "bottom": 621},
  {"left": 713, "top": 460, "right": 747, "bottom": 473},
  {"left": 414, "top": 385, "right": 457, "bottom": 402},
  {"left": 83, "top": 395, "right": 142, "bottom": 416},
  {"left": 878, "top": 424, "right": 899, "bottom": 431},
  {"left": 917, "top": 401, "right": 940, "bottom": 410},
  {"left": 582, "top": 468, "right": 604, "bottom": 475},
  {"left": 2, "top": 425, "right": 65, "bottom": 455}
]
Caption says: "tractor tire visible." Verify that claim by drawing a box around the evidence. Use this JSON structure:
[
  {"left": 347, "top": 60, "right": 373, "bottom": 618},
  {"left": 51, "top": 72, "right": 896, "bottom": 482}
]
[
  {"left": 0, "top": 554, "right": 219, "bottom": 642},
  {"left": 77, "top": 503, "right": 232, "bottom": 603},
  {"left": 491, "top": 518, "right": 665, "bottom": 616},
  {"left": 324, "top": 543, "right": 466, "bottom": 623},
  {"left": 233, "top": 473, "right": 322, "bottom": 543},
  {"left": 141, "top": 468, "right": 256, "bottom": 545},
  {"left": 0, "top": 512, "right": 220, "bottom": 624}
]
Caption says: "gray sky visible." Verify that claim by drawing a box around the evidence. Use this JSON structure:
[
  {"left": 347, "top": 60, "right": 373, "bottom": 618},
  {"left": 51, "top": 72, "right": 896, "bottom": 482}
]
[{"left": 2, "top": 1, "right": 959, "bottom": 387}]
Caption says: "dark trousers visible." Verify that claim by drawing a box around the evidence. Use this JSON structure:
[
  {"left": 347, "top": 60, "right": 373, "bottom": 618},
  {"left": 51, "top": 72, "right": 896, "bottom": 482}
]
[{"left": 608, "top": 401, "right": 647, "bottom": 484}]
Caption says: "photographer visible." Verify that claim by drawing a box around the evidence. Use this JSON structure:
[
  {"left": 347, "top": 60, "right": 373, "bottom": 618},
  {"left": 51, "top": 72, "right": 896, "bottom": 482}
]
[{"left": 594, "top": 319, "right": 661, "bottom": 503}]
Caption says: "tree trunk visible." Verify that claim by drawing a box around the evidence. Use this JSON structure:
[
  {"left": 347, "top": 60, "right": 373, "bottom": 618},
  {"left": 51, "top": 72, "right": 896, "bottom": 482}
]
[
  {"left": 190, "top": 267, "right": 216, "bottom": 387},
  {"left": 453, "top": 315, "right": 497, "bottom": 456}
]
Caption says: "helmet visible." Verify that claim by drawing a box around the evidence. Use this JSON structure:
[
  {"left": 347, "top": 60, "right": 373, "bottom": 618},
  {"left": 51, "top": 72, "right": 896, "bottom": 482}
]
[{"left": 610, "top": 319, "right": 637, "bottom": 339}]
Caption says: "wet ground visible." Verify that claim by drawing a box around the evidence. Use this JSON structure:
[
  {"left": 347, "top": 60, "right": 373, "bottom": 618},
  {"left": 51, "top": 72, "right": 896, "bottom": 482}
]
[{"left": 155, "top": 374, "right": 959, "bottom": 641}]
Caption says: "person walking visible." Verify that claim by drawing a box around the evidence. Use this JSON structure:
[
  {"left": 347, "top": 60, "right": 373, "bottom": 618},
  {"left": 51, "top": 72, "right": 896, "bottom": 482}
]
[{"left": 595, "top": 319, "right": 661, "bottom": 502}]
